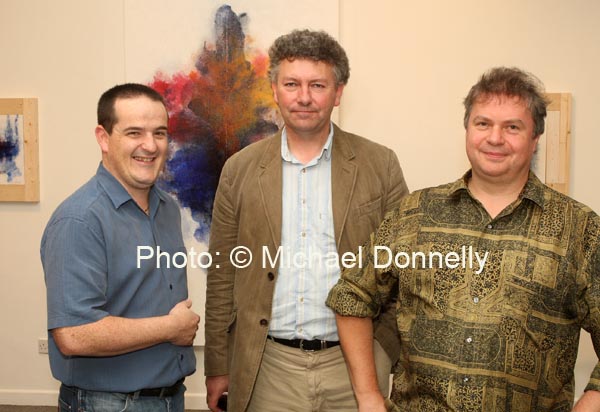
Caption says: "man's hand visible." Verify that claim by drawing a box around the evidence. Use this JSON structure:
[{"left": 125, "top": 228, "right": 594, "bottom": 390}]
[
  {"left": 168, "top": 299, "right": 200, "bottom": 346},
  {"left": 572, "top": 390, "right": 600, "bottom": 411},
  {"left": 206, "top": 375, "right": 229, "bottom": 412}
]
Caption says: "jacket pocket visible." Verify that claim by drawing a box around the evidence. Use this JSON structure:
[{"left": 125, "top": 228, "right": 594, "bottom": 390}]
[{"left": 356, "top": 196, "right": 383, "bottom": 217}]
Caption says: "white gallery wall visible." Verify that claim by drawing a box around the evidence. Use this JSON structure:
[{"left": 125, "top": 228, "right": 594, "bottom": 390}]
[{"left": 0, "top": 0, "right": 598, "bottom": 408}]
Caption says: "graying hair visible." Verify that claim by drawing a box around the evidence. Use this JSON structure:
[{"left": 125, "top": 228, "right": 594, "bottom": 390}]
[{"left": 268, "top": 29, "right": 350, "bottom": 85}]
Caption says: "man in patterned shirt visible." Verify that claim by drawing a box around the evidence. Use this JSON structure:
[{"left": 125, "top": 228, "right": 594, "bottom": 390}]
[{"left": 327, "top": 67, "right": 600, "bottom": 411}]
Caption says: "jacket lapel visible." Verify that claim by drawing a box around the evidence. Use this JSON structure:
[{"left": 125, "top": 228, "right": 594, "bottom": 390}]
[
  {"left": 331, "top": 124, "right": 357, "bottom": 247},
  {"left": 258, "top": 132, "right": 283, "bottom": 249}
]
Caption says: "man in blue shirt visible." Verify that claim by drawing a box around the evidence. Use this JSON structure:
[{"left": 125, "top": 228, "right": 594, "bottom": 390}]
[{"left": 41, "top": 83, "right": 200, "bottom": 412}]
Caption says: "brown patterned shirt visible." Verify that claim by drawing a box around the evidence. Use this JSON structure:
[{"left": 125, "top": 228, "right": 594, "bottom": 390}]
[{"left": 327, "top": 172, "right": 600, "bottom": 411}]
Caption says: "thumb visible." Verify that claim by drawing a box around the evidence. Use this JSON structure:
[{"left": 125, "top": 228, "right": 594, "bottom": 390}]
[{"left": 185, "top": 298, "right": 193, "bottom": 308}]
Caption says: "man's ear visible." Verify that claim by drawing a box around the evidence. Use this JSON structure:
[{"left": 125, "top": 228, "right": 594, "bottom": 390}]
[
  {"left": 271, "top": 82, "right": 279, "bottom": 104},
  {"left": 95, "top": 125, "right": 110, "bottom": 154},
  {"left": 532, "top": 134, "right": 540, "bottom": 152},
  {"left": 334, "top": 84, "right": 345, "bottom": 107}
]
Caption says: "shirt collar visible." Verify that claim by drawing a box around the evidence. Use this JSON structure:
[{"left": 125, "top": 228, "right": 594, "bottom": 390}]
[
  {"left": 448, "top": 170, "right": 546, "bottom": 209},
  {"left": 281, "top": 122, "right": 334, "bottom": 163},
  {"left": 96, "top": 162, "right": 166, "bottom": 210}
]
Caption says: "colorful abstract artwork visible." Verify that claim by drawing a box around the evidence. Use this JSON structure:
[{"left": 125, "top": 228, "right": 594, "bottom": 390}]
[
  {"left": 0, "top": 114, "right": 24, "bottom": 185},
  {"left": 125, "top": 0, "right": 338, "bottom": 250},
  {"left": 149, "top": 5, "right": 281, "bottom": 242},
  {"left": 124, "top": 0, "right": 338, "bottom": 344}
]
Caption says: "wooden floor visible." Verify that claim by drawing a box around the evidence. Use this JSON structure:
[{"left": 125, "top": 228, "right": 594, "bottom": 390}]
[{"left": 0, "top": 407, "right": 206, "bottom": 412}]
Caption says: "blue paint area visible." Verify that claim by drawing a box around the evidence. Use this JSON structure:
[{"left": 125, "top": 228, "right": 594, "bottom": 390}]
[
  {"left": 159, "top": 142, "right": 225, "bottom": 241},
  {"left": 0, "top": 115, "right": 22, "bottom": 182}
]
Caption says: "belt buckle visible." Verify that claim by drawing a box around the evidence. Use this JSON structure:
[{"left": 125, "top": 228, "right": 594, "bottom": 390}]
[
  {"left": 299, "top": 339, "right": 315, "bottom": 352},
  {"left": 299, "top": 339, "right": 311, "bottom": 352},
  {"left": 299, "top": 339, "right": 327, "bottom": 352}
]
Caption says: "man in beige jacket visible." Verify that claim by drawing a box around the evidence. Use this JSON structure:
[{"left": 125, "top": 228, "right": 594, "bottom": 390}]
[{"left": 204, "top": 29, "right": 409, "bottom": 412}]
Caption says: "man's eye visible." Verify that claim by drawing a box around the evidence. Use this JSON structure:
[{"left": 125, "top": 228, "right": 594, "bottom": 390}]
[
  {"left": 284, "top": 82, "right": 297, "bottom": 87},
  {"left": 312, "top": 83, "right": 325, "bottom": 88}
]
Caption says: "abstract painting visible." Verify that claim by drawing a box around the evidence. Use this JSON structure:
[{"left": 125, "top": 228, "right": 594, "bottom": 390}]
[
  {"left": 125, "top": 1, "right": 339, "bottom": 248},
  {"left": 124, "top": 1, "right": 338, "bottom": 344},
  {"left": 150, "top": 5, "right": 281, "bottom": 242},
  {"left": 0, "top": 98, "right": 39, "bottom": 202},
  {"left": 0, "top": 114, "right": 24, "bottom": 185}
]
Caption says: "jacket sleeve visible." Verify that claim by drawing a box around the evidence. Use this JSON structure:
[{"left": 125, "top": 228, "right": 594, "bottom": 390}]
[
  {"left": 382, "top": 149, "right": 409, "bottom": 214},
  {"left": 204, "top": 159, "right": 238, "bottom": 376},
  {"left": 372, "top": 148, "right": 409, "bottom": 364}
]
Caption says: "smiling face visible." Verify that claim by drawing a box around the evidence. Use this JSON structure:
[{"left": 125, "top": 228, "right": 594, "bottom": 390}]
[
  {"left": 271, "top": 58, "right": 344, "bottom": 141},
  {"left": 466, "top": 94, "right": 539, "bottom": 187},
  {"left": 95, "top": 95, "right": 168, "bottom": 200}
]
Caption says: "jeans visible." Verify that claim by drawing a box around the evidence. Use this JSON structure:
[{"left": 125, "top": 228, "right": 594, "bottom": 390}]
[{"left": 58, "top": 382, "right": 185, "bottom": 412}]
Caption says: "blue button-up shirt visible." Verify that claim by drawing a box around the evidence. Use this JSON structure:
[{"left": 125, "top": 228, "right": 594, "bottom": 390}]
[
  {"left": 41, "top": 163, "right": 195, "bottom": 392},
  {"left": 269, "top": 125, "right": 341, "bottom": 341}
]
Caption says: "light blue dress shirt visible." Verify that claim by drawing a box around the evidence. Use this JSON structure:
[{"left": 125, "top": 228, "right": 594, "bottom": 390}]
[{"left": 269, "top": 125, "right": 341, "bottom": 341}]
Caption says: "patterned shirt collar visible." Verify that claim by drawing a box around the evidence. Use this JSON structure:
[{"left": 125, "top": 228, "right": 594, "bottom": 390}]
[{"left": 448, "top": 170, "right": 546, "bottom": 210}]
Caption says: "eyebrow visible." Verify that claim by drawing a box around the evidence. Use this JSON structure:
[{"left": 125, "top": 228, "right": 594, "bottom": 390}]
[
  {"left": 121, "top": 125, "right": 168, "bottom": 132},
  {"left": 503, "top": 119, "right": 526, "bottom": 126},
  {"left": 281, "top": 76, "right": 330, "bottom": 83},
  {"left": 472, "top": 115, "right": 526, "bottom": 126}
]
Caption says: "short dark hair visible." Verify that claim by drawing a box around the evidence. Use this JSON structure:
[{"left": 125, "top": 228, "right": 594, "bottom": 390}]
[
  {"left": 268, "top": 29, "right": 350, "bottom": 86},
  {"left": 463, "top": 67, "right": 549, "bottom": 137},
  {"left": 97, "top": 83, "right": 166, "bottom": 134}
]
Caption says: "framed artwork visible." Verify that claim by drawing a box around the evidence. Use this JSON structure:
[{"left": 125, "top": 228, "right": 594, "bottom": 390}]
[
  {"left": 0, "top": 98, "right": 39, "bottom": 202},
  {"left": 533, "top": 93, "right": 571, "bottom": 195}
]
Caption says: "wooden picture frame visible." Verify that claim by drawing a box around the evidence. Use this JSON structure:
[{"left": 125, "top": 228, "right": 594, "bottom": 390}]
[
  {"left": 534, "top": 93, "right": 571, "bottom": 195},
  {"left": 0, "top": 98, "right": 39, "bottom": 202}
]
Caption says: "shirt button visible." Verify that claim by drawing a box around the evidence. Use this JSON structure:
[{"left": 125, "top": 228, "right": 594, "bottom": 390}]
[
  {"left": 301, "top": 232, "right": 306, "bottom": 237},
  {"left": 267, "top": 272, "right": 275, "bottom": 281},
  {"left": 180, "top": 354, "right": 184, "bottom": 360},
  {"left": 466, "top": 337, "right": 473, "bottom": 344},
  {"left": 299, "top": 296, "right": 304, "bottom": 303},
  {"left": 473, "top": 297, "right": 480, "bottom": 304},
  {"left": 464, "top": 377, "right": 469, "bottom": 383},
  {"left": 260, "top": 319, "right": 268, "bottom": 326},
  {"left": 487, "top": 224, "right": 493, "bottom": 229},
  {"left": 302, "top": 169, "right": 306, "bottom": 174},
  {"left": 169, "top": 284, "right": 173, "bottom": 290}
]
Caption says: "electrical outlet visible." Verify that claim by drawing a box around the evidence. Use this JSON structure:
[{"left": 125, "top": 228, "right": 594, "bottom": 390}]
[{"left": 38, "top": 338, "right": 48, "bottom": 354}]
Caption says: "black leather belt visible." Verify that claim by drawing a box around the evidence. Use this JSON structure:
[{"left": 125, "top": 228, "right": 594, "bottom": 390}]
[
  {"left": 61, "top": 378, "right": 185, "bottom": 399},
  {"left": 269, "top": 336, "right": 340, "bottom": 351},
  {"left": 130, "top": 378, "right": 185, "bottom": 397}
]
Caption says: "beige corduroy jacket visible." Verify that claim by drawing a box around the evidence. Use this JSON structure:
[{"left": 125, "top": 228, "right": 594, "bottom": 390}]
[{"left": 204, "top": 124, "right": 409, "bottom": 412}]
